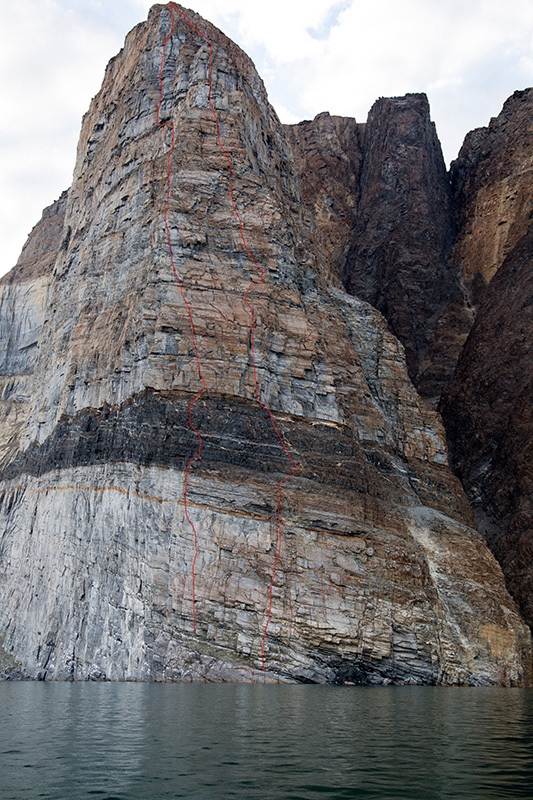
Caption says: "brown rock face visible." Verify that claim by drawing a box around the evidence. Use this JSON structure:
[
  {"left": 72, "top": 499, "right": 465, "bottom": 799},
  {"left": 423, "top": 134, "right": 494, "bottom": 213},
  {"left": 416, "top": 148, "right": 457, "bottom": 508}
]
[
  {"left": 284, "top": 113, "right": 363, "bottom": 284},
  {"left": 440, "top": 222, "right": 533, "bottom": 629},
  {"left": 339, "top": 94, "right": 466, "bottom": 398},
  {"left": 282, "top": 90, "right": 533, "bottom": 644},
  {"left": 438, "top": 88, "right": 533, "bottom": 633},
  {"left": 450, "top": 88, "right": 533, "bottom": 306},
  {"left": 0, "top": 4, "right": 530, "bottom": 684},
  {"left": 285, "top": 96, "right": 475, "bottom": 405}
]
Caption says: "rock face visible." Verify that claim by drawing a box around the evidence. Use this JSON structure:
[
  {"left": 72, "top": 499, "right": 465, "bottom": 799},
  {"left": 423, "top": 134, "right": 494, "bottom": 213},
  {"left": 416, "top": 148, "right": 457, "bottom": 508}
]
[
  {"left": 283, "top": 113, "right": 363, "bottom": 285},
  {"left": 439, "top": 89, "right": 533, "bottom": 633},
  {"left": 441, "top": 222, "right": 533, "bottom": 631},
  {"left": 450, "top": 88, "right": 533, "bottom": 307},
  {"left": 0, "top": 194, "right": 67, "bottom": 472},
  {"left": 0, "top": 3, "right": 530, "bottom": 684},
  {"left": 287, "top": 95, "right": 472, "bottom": 403},
  {"left": 340, "top": 94, "right": 462, "bottom": 395},
  {"left": 287, "top": 86, "right": 533, "bottom": 637}
]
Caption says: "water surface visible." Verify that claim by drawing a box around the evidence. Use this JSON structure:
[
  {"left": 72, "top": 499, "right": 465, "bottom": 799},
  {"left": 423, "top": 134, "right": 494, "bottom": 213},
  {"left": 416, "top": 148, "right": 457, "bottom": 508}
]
[{"left": 1, "top": 683, "right": 532, "bottom": 799}]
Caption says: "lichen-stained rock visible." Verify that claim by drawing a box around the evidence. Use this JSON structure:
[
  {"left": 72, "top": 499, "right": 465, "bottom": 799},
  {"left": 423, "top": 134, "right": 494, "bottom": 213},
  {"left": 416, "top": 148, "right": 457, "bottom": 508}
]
[
  {"left": 450, "top": 88, "right": 533, "bottom": 306},
  {"left": 0, "top": 3, "right": 530, "bottom": 684}
]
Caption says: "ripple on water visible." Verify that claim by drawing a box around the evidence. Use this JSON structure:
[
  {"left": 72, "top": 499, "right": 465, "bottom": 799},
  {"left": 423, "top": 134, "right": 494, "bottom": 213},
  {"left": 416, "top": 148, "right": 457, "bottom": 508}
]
[{"left": 0, "top": 684, "right": 532, "bottom": 800}]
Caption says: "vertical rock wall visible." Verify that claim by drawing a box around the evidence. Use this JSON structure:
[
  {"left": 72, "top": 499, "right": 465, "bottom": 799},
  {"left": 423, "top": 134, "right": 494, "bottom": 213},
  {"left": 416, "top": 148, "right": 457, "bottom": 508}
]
[
  {"left": 287, "top": 94, "right": 472, "bottom": 404},
  {"left": 0, "top": 4, "right": 530, "bottom": 683},
  {"left": 441, "top": 224, "right": 533, "bottom": 629},
  {"left": 450, "top": 88, "right": 533, "bottom": 305},
  {"left": 440, "top": 89, "right": 533, "bottom": 631}
]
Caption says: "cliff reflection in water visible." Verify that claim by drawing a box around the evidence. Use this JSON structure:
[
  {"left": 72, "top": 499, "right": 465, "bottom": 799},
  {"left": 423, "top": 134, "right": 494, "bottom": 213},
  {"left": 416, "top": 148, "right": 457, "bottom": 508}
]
[{"left": 2, "top": 683, "right": 533, "bottom": 799}]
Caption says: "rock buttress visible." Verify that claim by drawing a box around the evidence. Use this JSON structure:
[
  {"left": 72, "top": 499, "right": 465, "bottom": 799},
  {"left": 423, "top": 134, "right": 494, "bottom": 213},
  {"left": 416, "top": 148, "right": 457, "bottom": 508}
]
[
  {"left": 291, "top": 94, "right": 471, "bottom": 404},
  {"left": 284, "top": 113, "right": 363, "bottom": 285},
  {"left": 0, "top": 3, "right": 530, "bottom": 684}
]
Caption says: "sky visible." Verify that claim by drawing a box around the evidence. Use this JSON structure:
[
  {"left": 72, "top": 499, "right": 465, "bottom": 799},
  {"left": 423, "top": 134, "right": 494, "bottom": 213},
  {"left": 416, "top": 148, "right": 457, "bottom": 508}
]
[{"left": 1, "top": 0, "right": 532, "bottom": 277}]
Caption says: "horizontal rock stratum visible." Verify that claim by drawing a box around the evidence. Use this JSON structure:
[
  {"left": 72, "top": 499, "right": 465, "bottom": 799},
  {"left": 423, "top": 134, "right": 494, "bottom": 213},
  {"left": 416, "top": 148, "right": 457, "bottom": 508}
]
[{"left": 0, "top": 3, "right": 531, "bottom": 685}]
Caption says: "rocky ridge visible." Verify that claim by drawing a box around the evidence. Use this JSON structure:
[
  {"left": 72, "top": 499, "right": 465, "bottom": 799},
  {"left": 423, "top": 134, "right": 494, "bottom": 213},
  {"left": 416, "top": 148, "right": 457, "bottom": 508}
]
[{"left": 0, "top": 3, "right": 531, "bottom": 684}]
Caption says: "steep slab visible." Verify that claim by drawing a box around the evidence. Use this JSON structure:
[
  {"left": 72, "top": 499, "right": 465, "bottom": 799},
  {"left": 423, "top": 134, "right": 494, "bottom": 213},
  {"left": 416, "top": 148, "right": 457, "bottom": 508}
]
[{"left": 0, "top": 4, "right": 529, "bottom": 684}]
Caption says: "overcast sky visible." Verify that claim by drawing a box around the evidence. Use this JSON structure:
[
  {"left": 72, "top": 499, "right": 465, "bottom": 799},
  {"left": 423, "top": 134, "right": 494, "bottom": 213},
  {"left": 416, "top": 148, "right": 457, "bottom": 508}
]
[{"left": 1, "top": 0, "right": 532, "bottom": 277}]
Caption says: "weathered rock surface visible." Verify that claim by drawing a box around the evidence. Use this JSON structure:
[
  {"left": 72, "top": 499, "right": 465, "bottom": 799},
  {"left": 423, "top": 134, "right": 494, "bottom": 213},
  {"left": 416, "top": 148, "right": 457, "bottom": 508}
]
[
  {"left": 285, "top": 97, "right": 476, "bottom": 407},
  {"left": 1, "top": 191, "right": 68, "bottom": 287},
  {"left": 284, "top": 113, "right": 363, "bottom": 285},
  {"left": 440, "top": 222, "right": 533, "bottom": 631},
  {"left": 0, "top": 195, "right": 67, "bottom": 472},
  {"left": 439, "top": 89, "right": 533, "bottom": 635},
  {"left": 450, "top": 88, "right": 533, "bottom": 307},
  {"left": 339, "top": 94, "right": 468, "bottom": 398},
  {"left": 289, "top": 87, "right": 533, "bottom": 632},
  {"left": 0, "top": 3, "right": 530, "bottom": 684}
]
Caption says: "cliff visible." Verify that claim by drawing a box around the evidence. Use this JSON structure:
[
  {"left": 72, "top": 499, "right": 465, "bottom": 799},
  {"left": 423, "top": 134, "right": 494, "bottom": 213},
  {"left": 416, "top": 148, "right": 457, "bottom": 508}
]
[
  {"left": 441, "top": 220, "right": 533, "bottom": 631},
  {"left": 287, "top": 96, "right": 473, "bottom": 405},
  {"left": 439, "top": 89, "right": 533, "bottom": 633},
  {"left": 287, "top": 84, "right": 533, "bottom": 639},
  {"left": 450, "top": 88, "right": 533, "bottom": 307},
  {"left": 0, "top": 3, "right": 530, "bottom": 684},
  {"left": 283, "top": 113, "right": 363, "bottom": 285}
]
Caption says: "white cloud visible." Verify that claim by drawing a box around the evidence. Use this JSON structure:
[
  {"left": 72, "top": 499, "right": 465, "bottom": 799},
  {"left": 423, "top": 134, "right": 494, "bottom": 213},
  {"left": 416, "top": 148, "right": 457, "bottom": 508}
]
[{"left": 1, "top": 0, "right": 533, "bottom": 277}]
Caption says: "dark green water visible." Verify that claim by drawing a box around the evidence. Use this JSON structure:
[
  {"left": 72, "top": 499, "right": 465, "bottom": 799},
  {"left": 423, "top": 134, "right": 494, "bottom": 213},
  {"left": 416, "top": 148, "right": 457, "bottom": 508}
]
[{"left": 1, "top": 684, "right": 532, "bottom": 799}]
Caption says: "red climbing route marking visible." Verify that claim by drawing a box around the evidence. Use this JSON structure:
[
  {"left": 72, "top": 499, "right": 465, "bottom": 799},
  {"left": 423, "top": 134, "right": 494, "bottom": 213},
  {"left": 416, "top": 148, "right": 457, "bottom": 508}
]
[
  {"left": 158, "top": 5, "right": 207, "bottom": 634},
  {"left": 163, "top": 3, "right": 299, "bottom": 668}
]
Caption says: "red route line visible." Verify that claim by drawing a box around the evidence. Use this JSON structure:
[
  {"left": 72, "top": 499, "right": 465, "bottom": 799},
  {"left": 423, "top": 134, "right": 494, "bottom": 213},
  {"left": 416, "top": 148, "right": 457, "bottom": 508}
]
[{"left": 162, "top": 2, "right": 299, "bottom": 669}]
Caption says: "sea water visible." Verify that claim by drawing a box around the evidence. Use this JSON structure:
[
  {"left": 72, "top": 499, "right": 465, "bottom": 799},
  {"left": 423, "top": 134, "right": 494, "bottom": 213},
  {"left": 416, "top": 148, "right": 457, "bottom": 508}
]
[{"left": 1, "top": 683, "right": 532, "bottom": 799}]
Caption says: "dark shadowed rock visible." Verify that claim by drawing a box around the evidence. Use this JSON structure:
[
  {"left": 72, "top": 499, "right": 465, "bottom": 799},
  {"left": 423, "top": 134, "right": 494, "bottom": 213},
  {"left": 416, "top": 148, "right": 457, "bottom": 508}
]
[
  {"left": 341, "top": 93, "right": 464, "bottom": 397},
  {"left": 440, "top": 222, "right": 533, "bottom": 630}
]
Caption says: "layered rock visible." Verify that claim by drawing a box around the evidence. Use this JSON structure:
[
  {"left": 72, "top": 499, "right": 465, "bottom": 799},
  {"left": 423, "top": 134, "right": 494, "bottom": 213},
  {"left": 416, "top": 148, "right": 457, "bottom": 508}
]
[
  {"left": 286, "top": 94, "right": 472, "bottom": 404},
  {"left": 440, "top": 222, "right": 533, "bottom": 630},
  {"left": 284, "top": 113, "right": 363, "bottom": 284},
  {"left": 290, "top": 86, "right": 533, "bottom": 631},
  {"left": 0, "top": 193, "right": 67, "bottom": 471},
  {"left": 450, "top": 88, "right": 533, "bottom": 307},
  {"left": 439, "top": 89, "right": 533, "bottom": 633},
  {"left": 0, "top": 3, "right": 530, "bottom": 684}
]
